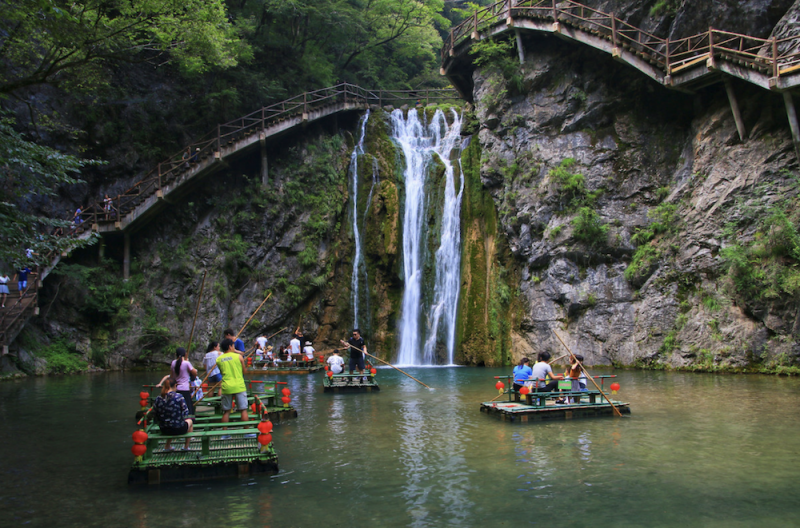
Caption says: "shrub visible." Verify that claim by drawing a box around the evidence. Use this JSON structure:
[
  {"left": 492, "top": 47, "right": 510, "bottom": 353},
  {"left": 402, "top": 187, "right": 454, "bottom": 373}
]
[{"left": 572, "top": 207, "right": 608, "bottom": 244}]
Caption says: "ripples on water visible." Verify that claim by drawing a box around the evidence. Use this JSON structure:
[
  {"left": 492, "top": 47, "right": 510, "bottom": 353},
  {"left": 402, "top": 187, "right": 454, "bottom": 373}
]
[{"left": 1, "top": 368, "right": 799, "bottom": 527}]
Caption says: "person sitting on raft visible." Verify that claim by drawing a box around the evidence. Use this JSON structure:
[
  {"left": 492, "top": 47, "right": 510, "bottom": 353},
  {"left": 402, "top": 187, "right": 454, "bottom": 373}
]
[
  {"left": 512, "top": 357, "right": 533, "bottom": 396},
  {"left": 327, "top": 349, "right": 344, "bottom": 374},
  {"left": 153, "top": 379, "right": 194, "bottom": 451},
  {"left": 531, "top": 351, "right": 564, "bottom": 393}
]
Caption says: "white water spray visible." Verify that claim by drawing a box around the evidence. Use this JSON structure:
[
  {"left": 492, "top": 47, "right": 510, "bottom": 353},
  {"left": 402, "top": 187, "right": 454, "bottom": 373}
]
[
  {"left": 349, "top": 111, "right": 370, "bottom": 328},
  {"left": 391, "top": 108, "right": 464, "bottom": 366}
]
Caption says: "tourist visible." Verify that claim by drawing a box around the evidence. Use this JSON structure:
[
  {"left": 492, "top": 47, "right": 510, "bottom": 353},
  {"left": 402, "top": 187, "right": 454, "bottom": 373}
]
[
  {"left": 303, "top": 341, "right": 315, "bottom": 361},
  {"left": 13, "top": 266, "right": 33, "bottom": 298},
  {"left": 215, "top": 338, "right": 249, "bottom": 429},
  {"left": 73, "top": 206, "right": 83, "bottom": 226},
  {"left": 341, "top": 328, "right": 367, "bottom": 379},
  {"left": 256, "top": 334, "right": 268, "bottom": 352},
  {"left": 564, "top": 354, "right": 584, "bottom": 403},
  {"left": 203, "top": 341, "right": 223, "bottom": 397},
  {"left": 512, "top": 357, "right": 533, "bottom": 397},
  {"left": 157, "top": 347, "right": 197, "bottom": 416},
  {"left": 327, "top": 350, "right": 344, "bottom": 374},
  {"left": 289, "top": 333, "right": 301, "bottom": 357},
  {"left": 191, "top": 147, "right": 199, "bottom": 163},
  {"left": 0, "top": 271, "right": 9, "bottom": 307},
  {"left": 153, "top": 379, "right": 194, "bottom": 451},
  {"left": 224, "top": 328, "right": 245, "bottom": 353},
  {"left": 530, "top": 351, "right": 563, "bottom": 394},
  {"left": 103, "top": 194, "right": 112, "bottom": 220},
  {"left": 182, "top": 148, "right": 191, "bottom": 168}
]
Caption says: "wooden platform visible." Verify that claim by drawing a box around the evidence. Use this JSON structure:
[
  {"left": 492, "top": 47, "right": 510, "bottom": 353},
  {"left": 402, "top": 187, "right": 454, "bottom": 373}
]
[
  {"left": 481, "top": 397, "right": 630, "bottom": 422},
  {"left": 129, "top": 428, "right": 278, "bottom": 484},
  {"left": 322, "top": 373, "right": 380, "bottom": 393}
]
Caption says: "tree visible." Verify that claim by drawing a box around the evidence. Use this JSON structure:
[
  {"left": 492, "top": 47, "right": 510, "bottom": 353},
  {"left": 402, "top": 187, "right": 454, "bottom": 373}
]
[
  {"left": 0, "top": 0, "right": 250, "bottom": 96},
  {"left": 0, "top": 113, "right": 98, "bottom": 267}
]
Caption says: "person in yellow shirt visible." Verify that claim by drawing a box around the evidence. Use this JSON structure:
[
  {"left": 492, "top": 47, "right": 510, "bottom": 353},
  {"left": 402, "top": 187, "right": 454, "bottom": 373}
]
[{"left": 215, "top": 338, "right": 249, "bottom": 425}]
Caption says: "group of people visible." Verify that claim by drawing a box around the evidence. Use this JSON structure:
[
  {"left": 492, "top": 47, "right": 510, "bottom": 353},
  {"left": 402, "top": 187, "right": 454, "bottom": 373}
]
[
  {"left": 253, "top": 331, "right": 317, "bottom": 366},
  {"left": 512, "top": 351, "right": 587, "bottom": 404},
  {"left": 152, "top": 328, "right": 251, "bottom": 450},
  {"left": 0, "top": 267, "right": 35, "bottom": 308}
]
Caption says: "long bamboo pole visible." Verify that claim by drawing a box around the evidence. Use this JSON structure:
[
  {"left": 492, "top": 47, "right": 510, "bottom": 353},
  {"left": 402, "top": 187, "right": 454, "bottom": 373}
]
[
  {"left": 235, "top": 291, "right": 272, "bottom": 340},
  {"left": 340, "top": 342, "right": 434, "bottom": 390},
  {"left": 185, "top": 270, "right": 207, "bottom": 356},
  {"left": 551, "top": 329, "right": 622, "bottom": 417}
]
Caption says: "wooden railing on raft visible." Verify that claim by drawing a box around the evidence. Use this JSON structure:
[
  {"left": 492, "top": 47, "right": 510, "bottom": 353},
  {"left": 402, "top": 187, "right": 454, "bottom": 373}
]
[{"left": 441, "top": 0, "right": 800, "bottom": 91}]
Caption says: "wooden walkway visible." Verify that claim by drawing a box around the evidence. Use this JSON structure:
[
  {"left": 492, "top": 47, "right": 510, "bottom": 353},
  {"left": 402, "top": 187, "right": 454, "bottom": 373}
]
[{"left": 442, "top": 0, "right": 800, "bottom": 95}]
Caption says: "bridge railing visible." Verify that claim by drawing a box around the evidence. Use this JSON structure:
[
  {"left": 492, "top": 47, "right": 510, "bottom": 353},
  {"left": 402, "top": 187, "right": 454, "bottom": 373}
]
[
  {"left": 71, "top": 83, "right": 459, "bottom": 230},
  {"left": 443, "top": 0, "right": 799, "bottom": 82}
]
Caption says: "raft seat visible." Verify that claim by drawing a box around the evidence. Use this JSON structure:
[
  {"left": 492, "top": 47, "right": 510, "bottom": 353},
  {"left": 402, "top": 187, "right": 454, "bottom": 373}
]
[
  {"left": 145, "top": 425, "right": 261, "bottom": 458},
  {"left": 524, "top": 389, "right": 604, "bottom": 407}
]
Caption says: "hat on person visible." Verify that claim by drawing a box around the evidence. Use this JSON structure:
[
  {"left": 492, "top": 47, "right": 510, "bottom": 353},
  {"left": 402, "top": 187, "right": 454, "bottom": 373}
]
[
  {"left": 305, "top": 341, "right": 311, "bottom": 345},
  {"left": 267, "top": 346, "right": 273, "bottom": 351}
]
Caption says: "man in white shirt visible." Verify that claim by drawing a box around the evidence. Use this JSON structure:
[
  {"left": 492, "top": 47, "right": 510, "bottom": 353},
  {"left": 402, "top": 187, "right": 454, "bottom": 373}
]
[
  {"left": 327, "top": 350, "right": 344, "bottom": 374},
  {"left": 256, "top": 334, "right": 268, "bottom": 351},
  {"left": 303, "top": 341, "right": 315, "bottom": 361},
  {"left": 289, "top": 334, "right": 301, "bottom": 356}
]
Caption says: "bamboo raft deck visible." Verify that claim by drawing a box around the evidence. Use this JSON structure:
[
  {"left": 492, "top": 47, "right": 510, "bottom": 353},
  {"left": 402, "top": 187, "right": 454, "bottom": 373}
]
[
  {"left": 322, "top": 373, "right": 380, "bottom": 393},
  {"left": 249, "top": 356, "right": 323, "bottom": 375},
  {"left": 481, "top": 375, "right": 631, "bottom": 422}
]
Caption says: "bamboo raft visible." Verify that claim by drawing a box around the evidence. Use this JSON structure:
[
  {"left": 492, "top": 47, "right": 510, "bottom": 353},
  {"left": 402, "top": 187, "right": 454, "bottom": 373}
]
[
  {"left": 248, "top": 356, "right": 323, "bottom": 375},
  {"left": 481, "top": 375, "right": 630, "bottom": 422},
  {"left": 322, "top": 372, "right": 380, "bottom": 393},
  {"left": 129, "top": 391, "right": 280, "bottom": 484}
]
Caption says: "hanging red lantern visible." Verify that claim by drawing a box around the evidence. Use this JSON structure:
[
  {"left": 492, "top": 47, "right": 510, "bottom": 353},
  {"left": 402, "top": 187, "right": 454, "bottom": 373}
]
[
  {"left": 519, "top": 386, "right": 530, "bottom": 396},
  {"left": 139, "top": 399, "right": 148, "bottom": 407},
  {"left": 258, "top": 421, "right": 274, "bottom": 434},
  {"left": 131, "top": 444, "right": 147, "bottom": 457},
  {"left": 247, "top": 357, "right": 253, "bottom": 365},
  {"left": 370, "top": 368, "right": 377, "bottom": 375},
  {"left": 139, "top": 391, "right": 149, "bottom": 400},
  {"left": 327, "top": 370, "right": 333, "bottom": 378},
  {"left": 132, "top": 430, "right": 148, "bottom": 444},
  {"left": 258, "top": 433, "right": 272, "bottom": 446},
  {"left": 495, "top": 381, "right": 505, "bottom": 390},
  {"left": 324, "top": 365, "right": 329, "bottom": 371},
  {"left": 281, "top": 396, "right": 291, "bottom": 405},
  {"left": 281, "top": 388, "right": 291, "bottom": 397},
  {"left": 610, "top": 382, "right": 620, "bottom": 394},
  {"left": 318, "top": 355, "right": 324, "bottom": 362},
  {"left": 251, "top": 403, "right": 257, "bottom": 413}
]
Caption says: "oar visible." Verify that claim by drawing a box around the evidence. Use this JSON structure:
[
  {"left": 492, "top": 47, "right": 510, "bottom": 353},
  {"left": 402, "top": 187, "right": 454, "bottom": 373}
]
[
  {"left": 235, "top": 291, "right": 273, "bottom": 341},
  {"left": 192, "top": 292, "right": 274, "bottom": 394},
  {"left": 551, "top": 329, "right": 622, "bottom": 417},
  {"left": 340, "top": 341, "right": 434, "bottom": 390},
  {"left": 185, "top": 270, "right": 207, "bottom": 356}
]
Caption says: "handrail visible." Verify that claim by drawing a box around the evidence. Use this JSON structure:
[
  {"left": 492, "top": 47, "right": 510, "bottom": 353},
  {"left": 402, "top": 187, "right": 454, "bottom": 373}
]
[{"left": 442, "top": 0, "right": 797, "bottom": 79}]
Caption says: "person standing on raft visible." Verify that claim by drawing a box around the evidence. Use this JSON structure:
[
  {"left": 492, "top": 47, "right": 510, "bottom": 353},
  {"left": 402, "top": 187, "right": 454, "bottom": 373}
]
[
  {"left": 224, "top": 328, "right": 245, "bottom": 353},
  {"left": 341, "top": 329, "right": 367, "bottom": 380},
  {"left": 215, "top": 338, "right": 249, "bottom": 426},
  {"left": 157, "top": 347, "right": 197, "bottom": 416}
]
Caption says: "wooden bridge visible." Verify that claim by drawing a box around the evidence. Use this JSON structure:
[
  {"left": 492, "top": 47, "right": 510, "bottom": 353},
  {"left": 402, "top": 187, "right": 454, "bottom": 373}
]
[
  {"left": 441, "top": 0, "right": 800, "bottom": 150},
  {"left": 1, "top": 83, "right": 459, "bottom": 353}
]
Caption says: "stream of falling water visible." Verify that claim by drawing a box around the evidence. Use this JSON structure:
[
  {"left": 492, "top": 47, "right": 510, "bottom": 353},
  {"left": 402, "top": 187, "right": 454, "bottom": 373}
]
[
  {"left": 392, "top": 108, "right": 464, "bottom": 366},
  {"left": 349, "top": 110, "right": 370, "bottom": 329}
]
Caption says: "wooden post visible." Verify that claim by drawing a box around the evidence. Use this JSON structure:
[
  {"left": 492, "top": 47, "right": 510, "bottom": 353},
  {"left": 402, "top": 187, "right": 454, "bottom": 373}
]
[
  {"left": 216, "top": 125, "right": 221, "bottom": 153},
  {"left": 260, "top": 135, "right": 269, "bottom": 186},
  {"left": 783, "top": 91, "right": 800, "bottom": 162},
  {"left": 724, "top": 78, "right": 746, "bottom": 142},
  {"left": 123, "top": 233, "right": 130, "bottom": 281},
  {"left": 708, "top": 28, "right": 715, "bottom": 69},
  {"left": 472, "top": 11, "right": 478, "bottom": 39},
  {"left": 515, "top": 28, "right": 525, "bottom": 64}
]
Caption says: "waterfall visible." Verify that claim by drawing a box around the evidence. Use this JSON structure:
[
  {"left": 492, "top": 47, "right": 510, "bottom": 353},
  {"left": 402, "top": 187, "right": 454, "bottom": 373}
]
[
  {"left": 391, "top": 108, "right": 464, "bottom": 366},
  {"left": 349, "top": 110, "right": 370, "bottom": 329}
]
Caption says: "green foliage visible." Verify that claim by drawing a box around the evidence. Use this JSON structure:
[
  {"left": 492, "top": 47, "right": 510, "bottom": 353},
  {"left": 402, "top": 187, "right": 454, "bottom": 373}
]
[
  {"left": 572, "top": 207, "right": 608, "bottom": 245},
  {"left": 625, "top": 202, "right": 680, "bottom": 284},
  {"left": 470, "top": 36, "right": 523, "bottom": 93},
  {"left": 53, "top": 261, "right": 137, "bottom": 324},
  {"left": 650, "top": 0, "right": 682, "bottom": 17},
  {"left": 630, "top": 203, "right": 678, "bottom": 246},
  {"left": 39, "top": 339, "right": 88, "bottom": 374},
  {"left": 139, "top": 308, "right": 171, "bottom": 352},
  {"left": 549, "top": 158, "right": 602, "bottom": 212},
  {"left": 0, "top": 113, "right": 100, "bottom": 266},
  {"left": 721, "top": 208, "right": 800, "bottom": 304},
  {"left": 0, "top": 0, "right": 249, "bottom": 96},
  {"left": 659, "top": 330, "right": 679, "bottom": 356}
]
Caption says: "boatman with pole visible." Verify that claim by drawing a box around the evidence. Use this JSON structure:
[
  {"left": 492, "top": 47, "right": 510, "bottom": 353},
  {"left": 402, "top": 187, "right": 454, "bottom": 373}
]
[{"left": 341, "top": 329, "right": 367, "bottom": 381}]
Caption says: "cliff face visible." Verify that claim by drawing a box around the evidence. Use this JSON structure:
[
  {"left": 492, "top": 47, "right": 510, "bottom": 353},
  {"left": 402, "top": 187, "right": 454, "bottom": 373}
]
[{"left": 467, "top": 9, "right": 800, "bottom": 370}]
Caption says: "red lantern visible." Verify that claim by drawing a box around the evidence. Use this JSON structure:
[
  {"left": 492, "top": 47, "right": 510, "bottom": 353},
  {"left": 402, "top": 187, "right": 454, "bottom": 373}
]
[
  {"left": 247, "top": 357, "right": 253, "bottom": 365},
  {"left": 258, "top": 433, "right": 272, "bottom": 446},
  {"left": 495, "top": 381, "right": 505, "bottom": 390},
  {"left": 131, "top": 444, "right": 147, "bottom": 457},
  {"left": 610, "top": 382, "right": 620, "bottom": 393},
  {"left": 202, "top": 383, "right": 208, "bottom": 390},
  {"left": 281, "top": 396, "right": 291, "bottom": 405},
  {"left": 257, "top": 421, "right": 274, "bottom": 434},
  {"left": 370, "top": 368, "right": 377, "bottom": 375},
  {"left": 520, "top": 386, "right": 530, "bottom": 396},
  {"left": 281, "top": 388, "right": 291, "bottom": 397},
  {"left": 327, "top": 370, "right": 333, "bottom": 378},
  {"left": 139, "top": 399, "right": 148, "bottom": 407},
  {"left": 251, "top": 403, "right": 257, "bottom": 413},
  {"left": 139, "top": 391, "right": 149, "bottom": 400},
  {"left": 132, "top": 430, "right": 148, "bottom": 444},
  {"left": 324, "top": 365, "right": 329, "bottom": 371}
]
